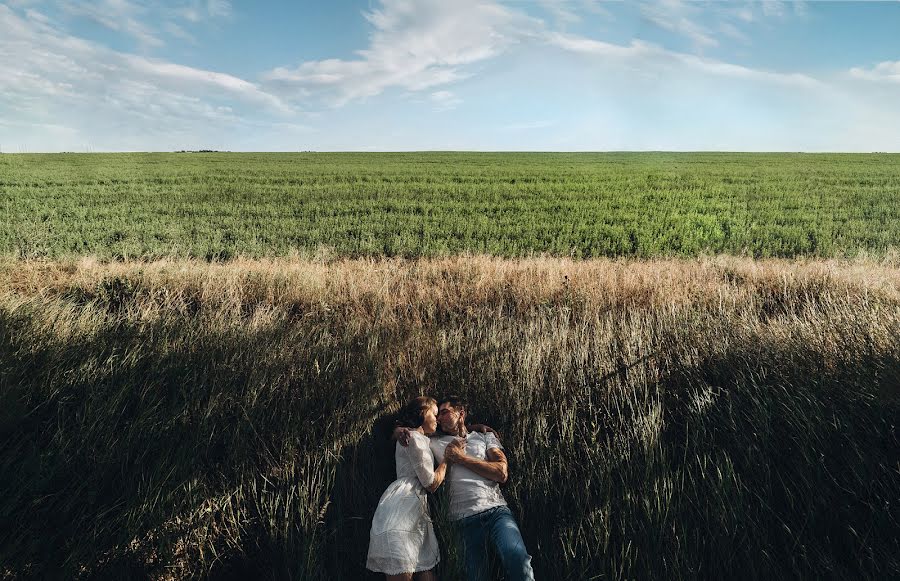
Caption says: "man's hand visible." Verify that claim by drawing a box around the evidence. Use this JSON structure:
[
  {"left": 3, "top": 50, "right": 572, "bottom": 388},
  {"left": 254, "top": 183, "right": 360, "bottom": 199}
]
[
  {"left": 448, "top": 444, "right": 509, "bottom": 484},
  {"left": 443, "top": 438, "right": 467, "bottom": 463},
  {"left": 392, "top": 426, "right": 412, "bottom": 447}
]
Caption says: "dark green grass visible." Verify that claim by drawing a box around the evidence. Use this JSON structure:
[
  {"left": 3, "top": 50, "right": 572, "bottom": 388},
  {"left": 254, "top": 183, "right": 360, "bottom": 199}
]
[{"left": 2, "top": 152, "right": 900, "bottom": 259}]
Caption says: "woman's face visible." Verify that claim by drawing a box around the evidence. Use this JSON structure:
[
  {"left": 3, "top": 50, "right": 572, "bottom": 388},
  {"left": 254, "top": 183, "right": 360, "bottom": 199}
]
[{"left": 421, "top": 404, "right": 439, "bottom": 435}]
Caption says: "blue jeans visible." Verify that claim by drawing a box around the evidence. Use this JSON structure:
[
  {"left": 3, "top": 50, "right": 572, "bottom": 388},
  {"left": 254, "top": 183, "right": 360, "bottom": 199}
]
[{"left": 456, "top": 506, "right": 534, "bottom": 581}]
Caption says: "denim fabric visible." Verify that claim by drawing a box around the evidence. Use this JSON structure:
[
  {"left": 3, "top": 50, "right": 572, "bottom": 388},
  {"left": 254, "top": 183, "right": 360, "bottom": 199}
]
[{"left": 457, "top": 506, "right": 534, "bottom": 581}]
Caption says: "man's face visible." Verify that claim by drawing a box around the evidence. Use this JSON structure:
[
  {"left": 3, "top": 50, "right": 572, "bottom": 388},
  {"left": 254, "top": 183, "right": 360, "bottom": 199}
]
[{"left": 437, "top": 403, "right": 463, "bottom": 435}]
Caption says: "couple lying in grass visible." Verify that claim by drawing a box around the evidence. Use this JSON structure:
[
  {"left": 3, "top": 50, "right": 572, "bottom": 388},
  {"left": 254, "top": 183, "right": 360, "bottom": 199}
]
[{"left": 366, "top": 395, "right": 534, "bottom": 581}]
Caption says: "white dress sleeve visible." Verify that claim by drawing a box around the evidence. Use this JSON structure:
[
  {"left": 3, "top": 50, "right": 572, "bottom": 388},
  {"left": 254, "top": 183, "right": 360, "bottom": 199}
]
[{"left": 406, "top": 433, "right": 436, "bottom": 488}]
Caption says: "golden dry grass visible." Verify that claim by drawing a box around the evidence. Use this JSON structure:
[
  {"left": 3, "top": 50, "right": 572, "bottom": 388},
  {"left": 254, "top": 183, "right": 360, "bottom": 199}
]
[{"left": 1, "top": 256, "right": 898, "bottom": 579}]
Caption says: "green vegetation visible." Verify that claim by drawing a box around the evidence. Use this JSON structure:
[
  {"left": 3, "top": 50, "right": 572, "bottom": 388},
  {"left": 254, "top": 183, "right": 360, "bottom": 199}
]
[
  {"left": 3, "top": 152, "right": 899, "bottom": 578},
  {"left": 2, "top": 152, "right": 900, "bottom": 259},
  {"left": 2, "top": 257, "right": 898, "bottom": 579}
]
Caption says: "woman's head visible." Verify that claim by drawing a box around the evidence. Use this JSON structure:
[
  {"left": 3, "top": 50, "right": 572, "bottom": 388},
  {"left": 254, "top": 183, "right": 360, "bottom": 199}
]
[{"left": 395, "top": 396, "right": 439, "bottom": 435}]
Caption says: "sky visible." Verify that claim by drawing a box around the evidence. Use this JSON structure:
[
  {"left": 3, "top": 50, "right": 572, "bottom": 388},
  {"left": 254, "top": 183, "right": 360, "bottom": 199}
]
[{"left": 1, "top": 0, "right": 899, "bottom": 152}]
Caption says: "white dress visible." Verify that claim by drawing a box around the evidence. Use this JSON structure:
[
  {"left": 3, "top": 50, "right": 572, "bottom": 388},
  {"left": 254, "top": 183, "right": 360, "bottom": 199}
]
[{"left": 366, "top": 431, "right": 441, "bottom": 575}]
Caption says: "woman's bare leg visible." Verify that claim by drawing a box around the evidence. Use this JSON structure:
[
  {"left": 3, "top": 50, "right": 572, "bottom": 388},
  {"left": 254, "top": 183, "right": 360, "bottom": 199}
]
[
  {"left": 413, "top": 569, "right": 437, "bottom": 581},
  {"left": 387, "top": 574, "right": 413, "bottom": 581}
]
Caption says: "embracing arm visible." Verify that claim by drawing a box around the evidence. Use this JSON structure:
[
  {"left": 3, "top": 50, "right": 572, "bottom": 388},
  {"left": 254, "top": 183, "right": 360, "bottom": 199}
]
[
  {"left": 446, "top": 443, "right": 509, "bottom": 484},
  {"left": 426, "top": 461, "right": 448, "bottom": 493},
  {"left": 407, "top": 434, "right": 447, "bottom": 492},
  {"left": 392, "top": 426, "right": 411, "bottom": 446},
  {"left": 468, "top": 423, "right": 502, "bottom": 442}
]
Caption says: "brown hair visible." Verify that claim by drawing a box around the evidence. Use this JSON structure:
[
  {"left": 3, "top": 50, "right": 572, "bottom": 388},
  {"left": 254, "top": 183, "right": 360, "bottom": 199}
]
[
  {"left": 438, "top": 395, "right": 469, "bottom": 415},
  {"left": 395, "top": 396, "right": 437, "bottom": 429}
]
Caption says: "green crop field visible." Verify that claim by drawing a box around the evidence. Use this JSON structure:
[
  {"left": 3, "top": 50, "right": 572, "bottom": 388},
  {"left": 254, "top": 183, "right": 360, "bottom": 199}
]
[{"left": 3, "top": 152, "right": 900, "bottom": 260}]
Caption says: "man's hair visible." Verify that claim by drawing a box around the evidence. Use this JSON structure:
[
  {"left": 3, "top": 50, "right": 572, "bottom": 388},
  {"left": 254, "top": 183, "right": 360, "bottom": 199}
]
[
  {"left": 438, "top": 394, "right": 468, "bottom": 415},
  {"left": 395, "top": 396, "right": 437, "bottom": 429}
]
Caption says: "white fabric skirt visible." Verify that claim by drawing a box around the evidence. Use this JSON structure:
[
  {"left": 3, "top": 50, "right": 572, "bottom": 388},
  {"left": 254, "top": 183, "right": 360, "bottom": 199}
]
[{"left": 366, "top": 476, "right": 440, "bottom": 575}]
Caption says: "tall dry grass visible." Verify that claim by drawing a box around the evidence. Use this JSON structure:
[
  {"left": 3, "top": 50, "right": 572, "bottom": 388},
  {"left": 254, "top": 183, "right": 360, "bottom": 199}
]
[{"left": 1, "top": 256, "right": 898, "bottom": 579}]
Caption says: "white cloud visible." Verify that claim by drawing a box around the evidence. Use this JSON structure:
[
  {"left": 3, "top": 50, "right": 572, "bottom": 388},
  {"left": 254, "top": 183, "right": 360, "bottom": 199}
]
[
  {"left": 120, "top": 55, "right": 291, "bottom": 112},
  {"left": 719, "top": 21, "right": 750, "bottom": 44},
  {"left": 580, "top": 0, "right": 614, "bottom": 20},
  {"left": 539, "top": 0, "right": 582, "bottom": 27},
  {"left": 1, "top": 0, "right": 897, "bottom": 152},
  {"left": 759, "top": 1, "right": 807, "bottom": 19},
  {"left": 546, "top": 31, "right": 820, "bottom": 88},
  {"left": 206, "top": 0, "right": 232, "bottom": 19},
  {"left": 502, "top": 120, "right": 555, "bottom": 131},
  {"left": 639, "top": 0, "right": 718, "bottom": 49},
  {"left": 1, "top": 5, "right": 289, "bottom": 110},
  {"left": 849, "top": 61, "right": 900, "bottom": 83},
  {"left": 3, "top": 0, "right": 42, "bottom": 8},
  {"left": 263, "top": 0, "right": 542, "bottom": 105},
  {"left": 0, "top": 4, "right": 292, "bottom": 150},
  {"left": 61, "top": 0, "right": 163, "bottom": 47},
  {"left": 163, "top": 21, "right": 197, "bottom": 44},
  {"left": 761, "top": 0, "right": 787, "bottom": 18},
  {"left": 60, "top": 0, "right": 233, "bottom": 47},
  {"left": 545, "top": 32, "right": 652, "bottom": 58},
  {"left": 636, "top": 0, "right": 811, "bottom": 54},
  {"left": 429, "top": 90, "right": 463, "bottom": 111}
]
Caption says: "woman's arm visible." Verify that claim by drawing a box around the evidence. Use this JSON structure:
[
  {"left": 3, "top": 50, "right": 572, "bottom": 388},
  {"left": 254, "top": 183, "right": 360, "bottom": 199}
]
[
  {"left": 425, "top": 461, "right": 447, "bottom": 493},
  {"left": 407, "top": 433, "right": 440, "bottom": 490}
]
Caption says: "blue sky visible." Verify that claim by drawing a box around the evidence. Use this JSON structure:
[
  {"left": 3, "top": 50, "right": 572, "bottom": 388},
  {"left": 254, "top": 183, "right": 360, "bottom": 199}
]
[{"left": 1, "top": 0, "right": 899, "bottom": 152}]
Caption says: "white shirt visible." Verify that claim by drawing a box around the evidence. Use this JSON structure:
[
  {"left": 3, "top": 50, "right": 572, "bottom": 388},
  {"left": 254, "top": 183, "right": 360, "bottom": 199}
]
[{"left": 430, "top": 431, "right": 507, "bottom": 521}]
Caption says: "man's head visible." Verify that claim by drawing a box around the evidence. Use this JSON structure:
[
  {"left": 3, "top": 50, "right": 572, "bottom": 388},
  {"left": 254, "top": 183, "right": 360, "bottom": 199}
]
[{"left": 437, "top": 395, "right": 468, "bottom": 435}]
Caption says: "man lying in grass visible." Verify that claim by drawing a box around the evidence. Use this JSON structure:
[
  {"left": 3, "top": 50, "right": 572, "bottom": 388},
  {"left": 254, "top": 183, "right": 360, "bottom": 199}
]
[{"left": 396, "top": 395, "right": 534, "bottom": 581}]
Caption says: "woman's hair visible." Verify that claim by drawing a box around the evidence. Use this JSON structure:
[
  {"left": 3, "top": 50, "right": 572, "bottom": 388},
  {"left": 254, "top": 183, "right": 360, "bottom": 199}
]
[{"left": 395, "top": 396, "right": 437, "bottom": 429}]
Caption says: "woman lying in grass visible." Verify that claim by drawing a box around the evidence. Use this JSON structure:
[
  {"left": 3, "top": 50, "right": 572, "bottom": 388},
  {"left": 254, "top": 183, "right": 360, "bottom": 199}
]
[
  {"left": 366, "top": 396, "right": 448, "bottom": 580},
  {"left": 366, "top": 396, "right": 496, "bottom": 580}
]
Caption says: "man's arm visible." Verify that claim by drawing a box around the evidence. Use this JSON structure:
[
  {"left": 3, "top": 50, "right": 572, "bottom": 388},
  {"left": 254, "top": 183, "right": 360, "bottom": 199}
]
[
  {"left": 468, "top": 424, "right": 502, "bottom": 442},
  {"left": 392, "top": 426, "right": 411, "bottom": 446},
  {"left": 445, "top": 442, "right": 508, "bottom": 484}
]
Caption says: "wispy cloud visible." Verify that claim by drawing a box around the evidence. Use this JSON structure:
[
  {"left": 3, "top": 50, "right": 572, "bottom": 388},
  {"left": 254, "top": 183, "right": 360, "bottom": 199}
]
[
  {"left": 547, "top": 30, "right": 820, "bottom": 87},
  {"left": 538, "top": 0, "right": 581, "bottom": 27},
  {"left": 2, "top": 0, "right": 897, "bottom": 152},
  {"left": 430, "top": 90, "right": 462, "bottom": 111},
  {"left": 718, "top": 21, "right": 750, "bottom": 45},
  {"left": 61, "top": 0, "right": 163, "bottom": 47},
  {"left": 263, "top": 0, "right": 542, "bottom": 106},
  {"left": 205, "top": 0, "right": 232, "bottom": 19},
  {"left": 761, "top": 0, "right": 808, "bottom": 19},
  {"left": 0, "top": 4, "right": 291, "bottom": 149},
  {"left": 162, "top": 21, "right": 197, "bottom": 44},
  {"left": 849, "top": 61, "right": 900, "bottom": 83},
  {"left": 502, "top": 120, "right": 555, "bottom": 131},
  {"left": 636, "top": 0, "right": 810, "bottom": 53},
  {"left": 59, "top": 0, "right": 233, "bottom": 48},
  {"left": 544, "top": 32, "right": 649, "bottom": 59},
  {"left": 639, "top": 0, "right": 718, "bottom": 50}
]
